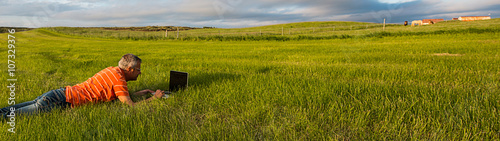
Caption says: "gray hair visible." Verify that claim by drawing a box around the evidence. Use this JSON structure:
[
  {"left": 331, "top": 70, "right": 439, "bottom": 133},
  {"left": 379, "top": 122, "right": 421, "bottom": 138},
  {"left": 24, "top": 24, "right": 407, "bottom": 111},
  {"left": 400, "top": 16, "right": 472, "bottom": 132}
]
[{"left": 118, "top": 54, "right": 142, "bottom": 70}]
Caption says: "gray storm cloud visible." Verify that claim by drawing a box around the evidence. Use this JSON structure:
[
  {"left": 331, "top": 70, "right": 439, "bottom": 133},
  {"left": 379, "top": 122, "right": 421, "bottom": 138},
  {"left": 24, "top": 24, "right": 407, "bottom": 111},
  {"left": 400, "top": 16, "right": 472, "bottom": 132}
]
[{"left": 0, "top": 0, "right": 498, "bottom": 27}]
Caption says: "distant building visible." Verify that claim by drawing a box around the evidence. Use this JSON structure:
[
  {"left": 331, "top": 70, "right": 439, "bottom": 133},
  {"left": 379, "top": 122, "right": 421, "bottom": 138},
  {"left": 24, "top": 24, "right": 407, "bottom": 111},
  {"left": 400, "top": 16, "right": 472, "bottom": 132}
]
[
  {"left": 458, "top": 16, "right": 491, "bottom": 21},
  {"left": 422, "top": 19, "right": 444, "bottom": 25},
  {"left": 411, "top": 20, "right": 422, "bottom": 26},
  {"left": 452, "top": 18, "right": 459, "bottom": 20}
]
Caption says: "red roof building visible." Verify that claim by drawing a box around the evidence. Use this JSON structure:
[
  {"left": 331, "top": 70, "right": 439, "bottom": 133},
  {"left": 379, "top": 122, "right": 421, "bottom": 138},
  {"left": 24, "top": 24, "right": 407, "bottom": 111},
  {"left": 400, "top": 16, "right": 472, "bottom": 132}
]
[{"left": 422, "top": 19, "right": 444, "bottom": 25}]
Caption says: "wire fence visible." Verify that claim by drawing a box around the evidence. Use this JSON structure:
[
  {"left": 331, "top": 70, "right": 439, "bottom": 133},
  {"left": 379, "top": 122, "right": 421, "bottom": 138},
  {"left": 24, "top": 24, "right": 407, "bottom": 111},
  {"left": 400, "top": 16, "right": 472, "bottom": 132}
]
[
  {"left": 165, "top": 24, "right": 392, "bottom": 38},
  {"left": 44, "top": 20, "right": 499, "bottom": 40}
]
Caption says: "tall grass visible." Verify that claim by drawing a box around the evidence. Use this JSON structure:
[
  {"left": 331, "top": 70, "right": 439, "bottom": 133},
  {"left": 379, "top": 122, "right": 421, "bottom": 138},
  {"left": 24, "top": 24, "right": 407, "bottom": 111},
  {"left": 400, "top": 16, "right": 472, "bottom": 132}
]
[
  {"left": 43, "top": 19, "right": 500, "bottom": 41},
  {"left": 0, "top": 20, "right": 499, "bottom": 140}
]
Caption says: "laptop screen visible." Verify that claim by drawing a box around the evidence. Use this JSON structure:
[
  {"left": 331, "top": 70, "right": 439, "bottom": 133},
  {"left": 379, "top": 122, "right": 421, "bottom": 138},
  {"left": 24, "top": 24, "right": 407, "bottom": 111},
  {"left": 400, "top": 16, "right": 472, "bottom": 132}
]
[{"left": 169, "top": 71, "right": 188, "bottom": 91}]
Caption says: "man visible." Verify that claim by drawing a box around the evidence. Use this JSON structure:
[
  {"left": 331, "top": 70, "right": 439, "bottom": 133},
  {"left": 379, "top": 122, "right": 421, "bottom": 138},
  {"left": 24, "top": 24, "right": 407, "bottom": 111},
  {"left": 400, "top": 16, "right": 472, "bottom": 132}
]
[{"left": 1, "top": 54, "right": 165, "bottom": 118}]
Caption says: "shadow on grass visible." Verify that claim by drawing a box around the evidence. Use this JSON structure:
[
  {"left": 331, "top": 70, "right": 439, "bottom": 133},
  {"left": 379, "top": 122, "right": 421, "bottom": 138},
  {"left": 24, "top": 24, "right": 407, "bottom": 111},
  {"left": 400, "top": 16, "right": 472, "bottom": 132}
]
[
  {"left": 189, "top": 72, "right": 241, "bottom": 89},
  {"left": 130, "top": 72, "right": 241, "bottom": 100}
]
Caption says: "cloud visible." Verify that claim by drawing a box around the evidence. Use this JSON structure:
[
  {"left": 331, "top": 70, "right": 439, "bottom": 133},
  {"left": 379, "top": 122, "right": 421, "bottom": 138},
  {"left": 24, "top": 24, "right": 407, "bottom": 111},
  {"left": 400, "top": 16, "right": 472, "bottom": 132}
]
[
  {"left": 0, "top": 0, "right": 499, "bottom": 28},
  {"left": 0, "top": 1, "right": 83, "bottom": 17}
]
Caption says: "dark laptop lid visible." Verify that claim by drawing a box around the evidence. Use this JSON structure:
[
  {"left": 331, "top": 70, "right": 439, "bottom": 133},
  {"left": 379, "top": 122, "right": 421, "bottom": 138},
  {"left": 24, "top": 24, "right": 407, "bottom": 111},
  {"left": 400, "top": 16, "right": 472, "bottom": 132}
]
[{"left": 169, "top": 71, "right": 188, "bottom": 92}]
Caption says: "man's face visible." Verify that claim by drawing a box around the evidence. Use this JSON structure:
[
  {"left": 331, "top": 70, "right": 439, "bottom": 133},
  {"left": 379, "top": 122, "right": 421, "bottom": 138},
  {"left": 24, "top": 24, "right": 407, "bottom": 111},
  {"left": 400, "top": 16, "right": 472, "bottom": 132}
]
[{"left": 129, "top": 62, "right": 141, "bottom": 81}]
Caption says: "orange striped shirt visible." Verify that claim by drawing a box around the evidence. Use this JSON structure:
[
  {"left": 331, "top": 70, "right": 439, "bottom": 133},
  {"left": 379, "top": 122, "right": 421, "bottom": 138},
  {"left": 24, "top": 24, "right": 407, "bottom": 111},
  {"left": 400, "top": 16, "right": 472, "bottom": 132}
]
[{"left": 65, "top": 66, "right": 129, "bottom": 107}]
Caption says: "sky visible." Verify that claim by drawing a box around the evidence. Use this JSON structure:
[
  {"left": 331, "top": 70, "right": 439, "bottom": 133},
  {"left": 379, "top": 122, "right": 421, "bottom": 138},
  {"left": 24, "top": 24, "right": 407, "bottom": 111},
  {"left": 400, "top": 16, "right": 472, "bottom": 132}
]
[{"left": 1, "top": 0, "right": 499, "bottom": 28}]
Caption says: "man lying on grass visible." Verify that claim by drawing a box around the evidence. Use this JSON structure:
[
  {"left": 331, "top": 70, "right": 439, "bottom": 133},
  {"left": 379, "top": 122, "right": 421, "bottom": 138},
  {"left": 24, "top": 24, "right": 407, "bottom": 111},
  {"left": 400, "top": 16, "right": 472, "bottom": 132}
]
[{"left": 1, "top": 54, "right": 165, "bottom": 119}]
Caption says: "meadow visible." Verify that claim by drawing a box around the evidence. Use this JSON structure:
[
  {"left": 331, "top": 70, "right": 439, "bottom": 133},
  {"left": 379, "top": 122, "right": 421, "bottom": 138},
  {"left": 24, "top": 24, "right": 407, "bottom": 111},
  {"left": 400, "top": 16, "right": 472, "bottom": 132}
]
[
  {"left": 44, "top": 19, "right": 499, "bottom": 40},
  {"left": 0, "top": 19, "right": 499, "bottom": 140}
]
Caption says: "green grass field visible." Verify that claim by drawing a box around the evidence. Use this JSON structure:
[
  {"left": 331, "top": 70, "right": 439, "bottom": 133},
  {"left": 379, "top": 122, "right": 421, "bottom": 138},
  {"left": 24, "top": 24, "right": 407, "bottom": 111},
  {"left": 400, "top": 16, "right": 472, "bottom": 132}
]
[
  {"left": 44, "top": 19, "right": 499, "bottom": 40},
  {"left": 1, "top": 19, "right": 500, "bottom": 140}
]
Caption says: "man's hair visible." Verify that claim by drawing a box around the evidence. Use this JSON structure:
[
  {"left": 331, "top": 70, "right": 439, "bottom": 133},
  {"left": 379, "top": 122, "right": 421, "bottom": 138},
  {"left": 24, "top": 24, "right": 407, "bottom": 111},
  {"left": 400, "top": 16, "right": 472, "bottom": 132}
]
[{"left": 118, "top": 54, "right": 142, "bottom": 70}]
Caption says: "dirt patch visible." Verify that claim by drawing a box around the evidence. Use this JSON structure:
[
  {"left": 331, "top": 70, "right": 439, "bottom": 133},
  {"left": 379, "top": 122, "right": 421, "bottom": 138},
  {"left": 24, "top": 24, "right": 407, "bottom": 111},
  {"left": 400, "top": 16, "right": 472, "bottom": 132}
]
[{"left": 433, "top": 53, "right": 463, "bottom": 56}]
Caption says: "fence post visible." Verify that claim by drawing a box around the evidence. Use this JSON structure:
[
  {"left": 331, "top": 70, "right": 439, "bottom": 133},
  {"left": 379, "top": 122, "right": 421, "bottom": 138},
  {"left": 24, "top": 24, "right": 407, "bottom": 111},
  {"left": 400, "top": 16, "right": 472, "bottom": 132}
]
[
  {"left": 383, "top": 18, "right": 386, "bottom": 31},
  {"left": 176, "top": 27, "right": 179, "bottom": 39},
  {"left": 165, "top": 29, "right": 168, "bottom": 37}
]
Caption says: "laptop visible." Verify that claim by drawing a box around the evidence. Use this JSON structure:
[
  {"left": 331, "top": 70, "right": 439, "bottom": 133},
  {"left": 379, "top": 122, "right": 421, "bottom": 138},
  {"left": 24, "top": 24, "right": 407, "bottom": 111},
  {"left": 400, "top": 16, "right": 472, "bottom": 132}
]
[
  {"left": 168, "top": 70, "right": 189, "bottom": 92},
  {"left": 151, "top": 70, "right": 188, "bottom": 98}
]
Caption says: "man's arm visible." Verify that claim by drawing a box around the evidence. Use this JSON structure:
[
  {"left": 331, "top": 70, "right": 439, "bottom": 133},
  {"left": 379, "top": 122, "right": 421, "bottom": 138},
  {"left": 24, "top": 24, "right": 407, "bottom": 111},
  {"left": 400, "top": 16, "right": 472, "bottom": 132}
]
[
  {"left": 118, "top": 89, "right": 165, "bottom": 106},
  {"left": 133, "top": 89, "right": 155, "bottom": 96}
]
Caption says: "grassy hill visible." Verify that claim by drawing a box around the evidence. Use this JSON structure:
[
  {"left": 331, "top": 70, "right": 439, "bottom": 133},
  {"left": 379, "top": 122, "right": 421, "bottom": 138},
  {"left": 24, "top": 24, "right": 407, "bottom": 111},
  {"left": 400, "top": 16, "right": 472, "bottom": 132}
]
[
  {"left": 0, "top": 27, "right": 32, "bottom": 33},
  {"left": 0, "top": 19, "right": 499, "bottom": 140},
  {"left": 42, "top": 18, "right": 500, "bottom": 41}
]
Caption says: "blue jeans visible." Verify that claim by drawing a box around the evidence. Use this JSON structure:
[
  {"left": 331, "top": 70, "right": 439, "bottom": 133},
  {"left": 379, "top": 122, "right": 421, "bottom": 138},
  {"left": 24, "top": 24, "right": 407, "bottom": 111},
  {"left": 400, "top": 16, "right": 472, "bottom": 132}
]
[{"left": 1, "top": 88, "right": 70, "bottom": 119}]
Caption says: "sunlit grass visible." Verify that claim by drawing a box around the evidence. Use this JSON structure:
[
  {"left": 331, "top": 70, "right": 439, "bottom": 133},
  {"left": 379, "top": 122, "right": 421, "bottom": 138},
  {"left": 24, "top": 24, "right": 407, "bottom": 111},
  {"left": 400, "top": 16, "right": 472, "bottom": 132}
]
[
  {"left": 0, "top": 20, "right": 499, "bottom": 139},
  {"left": 43, "top": 18, "right": 500, "bottom": 40}
]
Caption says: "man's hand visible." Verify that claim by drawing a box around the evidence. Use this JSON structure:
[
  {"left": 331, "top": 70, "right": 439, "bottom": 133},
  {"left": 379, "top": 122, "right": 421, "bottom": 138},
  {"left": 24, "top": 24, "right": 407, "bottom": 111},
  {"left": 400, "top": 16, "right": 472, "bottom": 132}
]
[
  {"left": 134, "top": 89, "right": 155, "bottom": 96},
  {"left": 153, "top": 89, "right": 165, "bottom": 98}
]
